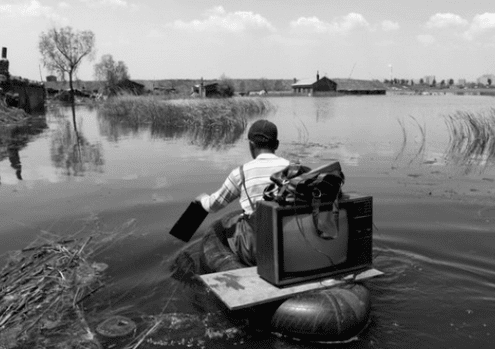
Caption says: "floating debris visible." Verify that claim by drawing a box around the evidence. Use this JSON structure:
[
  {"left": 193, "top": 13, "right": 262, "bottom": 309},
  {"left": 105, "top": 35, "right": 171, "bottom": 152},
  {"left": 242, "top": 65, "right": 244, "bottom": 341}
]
[
  {"left": 0, "top": 217, "right": 137, "bottom": 349},
  {"left": 0, "top": 238, "right": 104, "bottom": 348},
  {"left": 96, "top": 315, "right": 136, "bottom": 338},
  {"left": 143, "top": 312, "right": 249, "bottom": 348}
]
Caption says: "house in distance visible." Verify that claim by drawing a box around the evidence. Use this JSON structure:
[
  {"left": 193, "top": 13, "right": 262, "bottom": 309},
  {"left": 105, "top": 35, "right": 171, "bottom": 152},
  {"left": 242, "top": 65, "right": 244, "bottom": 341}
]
[{"left": 292, "top": 72, "right": 387, "bottom": 96}]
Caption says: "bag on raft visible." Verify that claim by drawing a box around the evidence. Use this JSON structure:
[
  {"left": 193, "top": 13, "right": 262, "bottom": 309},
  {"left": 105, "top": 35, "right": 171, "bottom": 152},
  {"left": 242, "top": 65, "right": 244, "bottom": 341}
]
[{"left": 263, "top": 162, "right": 345, "bottom": 240}]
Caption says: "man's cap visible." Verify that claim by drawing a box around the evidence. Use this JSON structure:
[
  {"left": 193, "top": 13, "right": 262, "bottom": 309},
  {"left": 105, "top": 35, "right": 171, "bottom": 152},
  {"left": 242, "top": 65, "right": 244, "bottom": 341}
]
[{"left": 248, "top": 119, "right": 278, "bottom": 144}]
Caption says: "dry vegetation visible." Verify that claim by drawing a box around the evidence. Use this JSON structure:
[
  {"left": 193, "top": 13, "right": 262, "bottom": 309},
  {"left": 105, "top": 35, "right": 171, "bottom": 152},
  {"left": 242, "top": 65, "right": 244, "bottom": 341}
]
[
  {"left": 99, "top": 95, "right": 273, "bottom": 128},
  {"left": 0, "top": 217, "right": 137, "bottom": 349}
]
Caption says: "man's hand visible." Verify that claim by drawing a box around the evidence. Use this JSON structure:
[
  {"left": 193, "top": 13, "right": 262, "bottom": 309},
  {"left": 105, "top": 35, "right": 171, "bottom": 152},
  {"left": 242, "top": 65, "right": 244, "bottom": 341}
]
[{"left": 194, "top": 193, "right": 208, "bottom": 203}]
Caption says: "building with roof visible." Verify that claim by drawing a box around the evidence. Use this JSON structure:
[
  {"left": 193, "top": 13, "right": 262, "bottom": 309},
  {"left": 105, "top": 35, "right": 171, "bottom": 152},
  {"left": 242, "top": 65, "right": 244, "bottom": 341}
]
[
  {"left": 109, "top": 79, "right": 145, "bottom": 96},
  {"left": 192, "top": 82, "right": 220, "bottom": 97},
  {"left": 191, "top": 80, "right": 234, "bottom": 98},
  {"left": 331, "top": 78, "right": 387, "bottom": 95},
  {"left": 477, "top": 74, "right": 495, "bottom": 86},
  {"left": 292, "top": 72, "right": 386, "bottom": 95},
  {"left": 1, "top": 46, "right": 45, "bottom": 113},
  {"left": 292, "top": 72, "right": 337, "bottom": 95}
]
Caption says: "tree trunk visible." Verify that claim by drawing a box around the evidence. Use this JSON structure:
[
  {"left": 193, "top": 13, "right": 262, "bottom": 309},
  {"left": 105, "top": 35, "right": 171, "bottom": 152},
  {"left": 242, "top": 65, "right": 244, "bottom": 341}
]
[
  {"left": 69, "top": 70, "right": 75, "bottom": 104},
  {"left": 69, "top": 70, "right": 77, "bottom": 129}
]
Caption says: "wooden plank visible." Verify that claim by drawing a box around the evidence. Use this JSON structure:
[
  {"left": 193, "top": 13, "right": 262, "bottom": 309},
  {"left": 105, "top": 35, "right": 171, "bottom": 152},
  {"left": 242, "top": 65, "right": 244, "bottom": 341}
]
[{"left": 199, "top": 267, "right": 383, "bottom": 311}]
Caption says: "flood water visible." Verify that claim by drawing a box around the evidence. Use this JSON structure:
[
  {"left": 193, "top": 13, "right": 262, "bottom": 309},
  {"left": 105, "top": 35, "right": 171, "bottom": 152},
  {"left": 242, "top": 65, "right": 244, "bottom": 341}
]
[{"left": 1, "top": 95, "right": 495, "bottom": 348}]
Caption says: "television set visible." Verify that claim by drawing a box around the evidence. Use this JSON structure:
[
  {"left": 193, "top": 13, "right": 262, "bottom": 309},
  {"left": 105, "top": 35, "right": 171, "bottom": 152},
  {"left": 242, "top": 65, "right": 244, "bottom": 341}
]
[{"left": 255, "top": 193, "right": 373, "bottom": 287}]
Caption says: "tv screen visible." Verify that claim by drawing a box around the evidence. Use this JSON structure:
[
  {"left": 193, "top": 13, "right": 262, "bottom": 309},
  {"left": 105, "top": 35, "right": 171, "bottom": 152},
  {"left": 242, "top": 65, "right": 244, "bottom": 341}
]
[
  {"left": 281, "top": 209, "right": 348, "bottom": 273},
  {"left": 256, "top": 194, "right": 373, "bottom": 287}
]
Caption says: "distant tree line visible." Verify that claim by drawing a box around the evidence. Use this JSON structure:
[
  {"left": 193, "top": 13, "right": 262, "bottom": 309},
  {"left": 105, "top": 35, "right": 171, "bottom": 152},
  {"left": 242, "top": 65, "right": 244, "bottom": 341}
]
[{"left": 384, "top": 77, "right": 493, "bottom": 88}]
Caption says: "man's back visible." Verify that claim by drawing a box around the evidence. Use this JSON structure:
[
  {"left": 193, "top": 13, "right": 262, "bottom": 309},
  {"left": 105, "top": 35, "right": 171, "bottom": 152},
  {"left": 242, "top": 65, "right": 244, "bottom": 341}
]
[
  {"left": 195, "top": 119, "right": 289, "bottom": 266},
  {"left": 200, "top": 153, "right": 289, "bottom": 215},
  {"left": 238, "top": 153, "right": 289, "bottom": 214}
]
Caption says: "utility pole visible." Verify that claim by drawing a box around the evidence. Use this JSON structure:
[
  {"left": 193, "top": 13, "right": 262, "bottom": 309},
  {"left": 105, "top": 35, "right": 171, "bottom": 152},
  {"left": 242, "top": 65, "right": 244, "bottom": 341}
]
[
  {"left": 348, "top": 63, "right": 356, "bottom": 79},
  {"left": 38, "top": 64, "right": 44, "bottom": 81}
]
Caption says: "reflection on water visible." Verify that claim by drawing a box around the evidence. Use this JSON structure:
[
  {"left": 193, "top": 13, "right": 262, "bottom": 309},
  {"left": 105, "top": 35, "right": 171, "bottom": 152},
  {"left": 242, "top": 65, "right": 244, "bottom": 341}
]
[
  {"left": 98, "top": 110, "right": 246, "bottom": 149},
  {"left": 3, "top": 95, "right": 495, "bottom": 187},
  {"left": 97, "top": 109, "right": 142, "bottom": 142},
  {"left": 152, "top": 125, "right": 245, "bottom": 149},
  {"left": 0, "top": 116, "right": 47, "bottom": 184},
  {"left": 3, "top": 96, "right": 495, "bottom": 348},
  {"left": 313, "top": 96, "right": 337, "bottom": 122},
  {"left": 50, "top": 117, "right": 104, "bottom": 177},
  {"left": 7, "top": 128, "right": 24, "bottom": 180},
  {"left": 391, "top": 108, "right": 495, "bottom": 174},
  {"left": 392, "top": 115, "right": 427, "bottom": 168}
]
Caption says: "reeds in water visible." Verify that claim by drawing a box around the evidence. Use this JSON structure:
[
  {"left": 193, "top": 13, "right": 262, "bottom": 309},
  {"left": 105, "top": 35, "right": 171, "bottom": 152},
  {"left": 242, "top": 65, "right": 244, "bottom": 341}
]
[
  {"left": 392, "top": 115, "right": 427, "bottom": 167},
  {"left": 99, "top": 96, "right": 273, "bottom": 148},
  {"left": 100, "top": 95, "right": 273, "bottom": 128},
  {"left": 444, "top": 108, "right": 495, "bottom": 169}
]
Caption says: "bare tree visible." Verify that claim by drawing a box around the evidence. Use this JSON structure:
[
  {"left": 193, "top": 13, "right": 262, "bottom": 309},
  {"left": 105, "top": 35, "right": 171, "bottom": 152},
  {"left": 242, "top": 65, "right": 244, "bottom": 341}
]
[
  {"left": 94, "top": 54, "right": 129, "bottom": 93},
  {"left": 39, "top": 26, "right": 96, "bottom": 102}
]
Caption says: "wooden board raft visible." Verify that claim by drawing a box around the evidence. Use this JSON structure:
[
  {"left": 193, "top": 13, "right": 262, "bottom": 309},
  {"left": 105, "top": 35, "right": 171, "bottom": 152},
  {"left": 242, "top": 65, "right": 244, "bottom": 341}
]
[{"left": 199, "top": 267, "right": 383, "bottom": 310}]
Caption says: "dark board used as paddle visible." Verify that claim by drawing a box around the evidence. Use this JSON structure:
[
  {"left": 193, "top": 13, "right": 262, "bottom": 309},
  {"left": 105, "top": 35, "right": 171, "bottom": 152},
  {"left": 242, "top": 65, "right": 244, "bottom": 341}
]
[{"left": 169, "top": 201, "right": 208, "bottom": 242}]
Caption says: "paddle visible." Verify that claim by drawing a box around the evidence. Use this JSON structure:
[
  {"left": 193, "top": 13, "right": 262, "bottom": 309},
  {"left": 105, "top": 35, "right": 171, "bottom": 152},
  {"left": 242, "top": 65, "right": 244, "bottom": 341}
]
[{"left": 169, "top": 201, "right": 209, "bottom": 242}]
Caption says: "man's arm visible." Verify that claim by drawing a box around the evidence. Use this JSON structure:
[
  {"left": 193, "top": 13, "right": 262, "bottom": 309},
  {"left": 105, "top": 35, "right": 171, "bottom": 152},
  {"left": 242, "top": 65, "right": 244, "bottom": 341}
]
[{"left": 196, "top": 168, "right": 241, "bottom": 213}]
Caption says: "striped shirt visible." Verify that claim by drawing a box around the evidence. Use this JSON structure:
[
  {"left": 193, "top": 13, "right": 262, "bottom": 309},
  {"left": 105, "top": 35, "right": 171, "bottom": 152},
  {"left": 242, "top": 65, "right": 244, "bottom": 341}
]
[{"left": 200, "top": 153, "right": 290, "bottom": 215}]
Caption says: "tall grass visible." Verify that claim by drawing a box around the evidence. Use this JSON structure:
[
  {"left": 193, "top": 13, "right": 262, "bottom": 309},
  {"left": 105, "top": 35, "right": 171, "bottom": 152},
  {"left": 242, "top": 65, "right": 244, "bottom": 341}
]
[
  {"left": 444, "top": 108, "right": 495, "bottom": 169},
  {"left": 99, "top": 95, "right": 273, "bottom": 132}
]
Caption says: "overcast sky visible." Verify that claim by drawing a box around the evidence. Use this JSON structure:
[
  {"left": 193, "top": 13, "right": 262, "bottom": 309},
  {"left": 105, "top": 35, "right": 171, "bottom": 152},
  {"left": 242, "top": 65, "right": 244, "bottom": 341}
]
[{"left": 1, "top": 0, "right": 495, "bottom": 82}]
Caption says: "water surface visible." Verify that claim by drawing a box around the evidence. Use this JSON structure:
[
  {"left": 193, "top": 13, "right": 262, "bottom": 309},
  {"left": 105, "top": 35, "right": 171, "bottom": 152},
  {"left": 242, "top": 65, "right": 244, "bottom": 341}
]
[{"left": 1, "top": 95, "right": 495, "bottom": 348}]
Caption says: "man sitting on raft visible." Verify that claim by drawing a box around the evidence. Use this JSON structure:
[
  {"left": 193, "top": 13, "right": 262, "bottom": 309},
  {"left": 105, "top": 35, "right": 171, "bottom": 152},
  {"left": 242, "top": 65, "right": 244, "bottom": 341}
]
[{"left": 195, "top": 119, "right": 289, "bottom": 266}]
